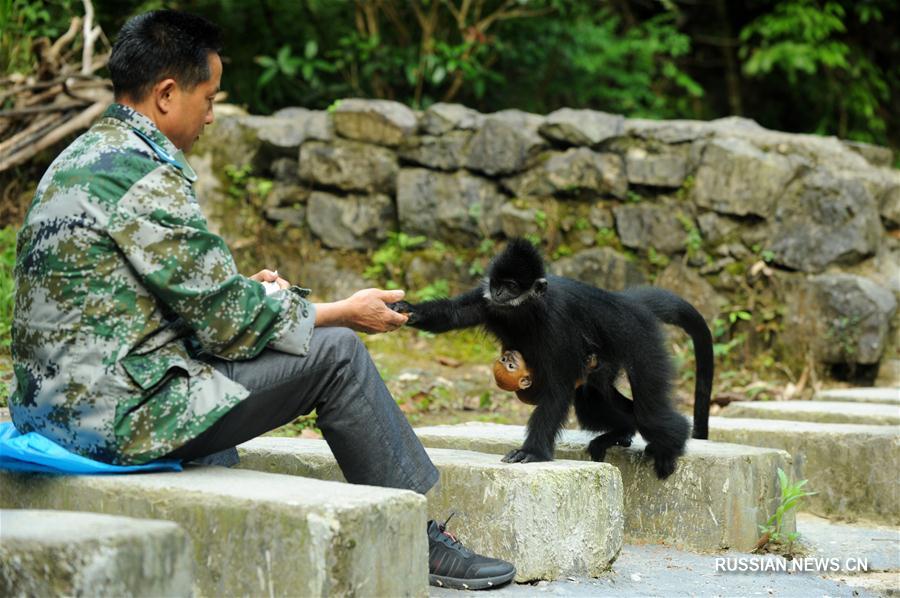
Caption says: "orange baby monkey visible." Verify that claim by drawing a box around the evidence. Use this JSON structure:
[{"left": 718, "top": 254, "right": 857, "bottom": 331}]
[{"left": 494, "top": 350, "right": 599, "bottom": 405}]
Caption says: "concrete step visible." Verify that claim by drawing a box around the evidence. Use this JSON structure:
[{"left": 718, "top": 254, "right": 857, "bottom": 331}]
[
  {"left": 814, "top": 387, "right": 900, "bottom": 405},
  {"left": 410, "top": 423, "right": 793, "bottom": 553},
  {"left": 0, "top": 466, "right": 427, "bottom": 597},
  {"left": 709, "top": 417, "right": 900, "bottom": 525},
  {"left": 0, "top": 509, "right": 192, "bottom": 598},
  {"left": 720, "top": 399, "right": 900, "bottom": 425},
  {"left": 236, "top": 437, "right": 623, "bottom": 582},
  {"left": 432, "top": 513, "right": 898, "bottom": 597}
]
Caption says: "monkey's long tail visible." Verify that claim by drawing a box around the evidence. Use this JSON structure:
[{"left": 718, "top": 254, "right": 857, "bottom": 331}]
[{"left": 623, "top": 287, "right": 714, "bottom": 439}]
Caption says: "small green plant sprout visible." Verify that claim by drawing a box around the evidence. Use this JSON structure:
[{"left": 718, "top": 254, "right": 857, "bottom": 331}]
[
  {"left": 625, "top": 190, "right": 643, "bottom": 203},
  {"left": 574, "top": 216, "right": 591, "bottom": 231},
  {"left": 533, "top": 209, "right": 548, "bottom": 230},
  {"left": 755, "top": 468, "right": 816, "bottom": 555},
  {"left": 524, "top": 233, "right": 542, "bottom": 247},
  {"left": 594, "top": 227, "right": 619, "bottom": 248},
  {"left": 552, "top": 245, "right": 573, "bottom": 259},
  {"left": 646, "top": 246, "right": 670, "bottom": 268},
  {"left": 677, "top": 213, "right": 703, "bottom": 258}
]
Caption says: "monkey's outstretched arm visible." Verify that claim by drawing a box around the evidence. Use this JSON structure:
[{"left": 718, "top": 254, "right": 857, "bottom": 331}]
[{"left": 388, "top": 288, "right": 487, "bottom": 333}]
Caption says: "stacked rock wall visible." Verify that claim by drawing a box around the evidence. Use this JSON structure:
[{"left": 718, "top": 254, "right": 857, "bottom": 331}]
[{"left": 191, "top": 99, "right": 899, "bottom": 380}]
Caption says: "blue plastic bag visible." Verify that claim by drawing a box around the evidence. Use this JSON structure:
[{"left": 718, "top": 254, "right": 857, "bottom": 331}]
[{"left": 0, "top": 422, "right": 181, "bottom": 474}]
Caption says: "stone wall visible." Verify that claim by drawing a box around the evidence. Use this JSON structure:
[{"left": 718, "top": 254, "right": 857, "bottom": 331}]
[{"left": 191, "top": 99, "right": 899, "bottom": 379}]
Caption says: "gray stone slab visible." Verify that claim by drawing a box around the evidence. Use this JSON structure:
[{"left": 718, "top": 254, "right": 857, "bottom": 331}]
[
  {"left": 814, "top": 387, "right": 900, "bottom": 405},
  {"left": 710, "top": 417, "right": 900, "bottom": 524},
  {"left": 412, "top": 423, "right": 793, "bottom": 553},
  {"left": 799, "top": 513, "right": 900, "bottom": 572},
  {"left": 0, "top": 509, "right": 192, "bottom": 598},
  {"left": 721, "top": 399, "right": 900, "bottom": 425},
  {"left": 0, "top": 466, "right": 427, "bottom": 597},
  {"left": 430, "top": 542, "right": 877, "bottom": 597},
  {"left": 237, "top": 437, "right": 624, "bottom": 582}
]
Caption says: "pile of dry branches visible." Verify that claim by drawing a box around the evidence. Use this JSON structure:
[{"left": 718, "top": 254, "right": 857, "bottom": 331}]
[{"left": 0, "top": 0, "right": 112, "bottom": 173}]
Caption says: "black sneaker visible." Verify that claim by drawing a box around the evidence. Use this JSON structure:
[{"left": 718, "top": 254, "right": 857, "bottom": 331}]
[{"left": 427, "top": 514, "right": 516, "bottom": 590}]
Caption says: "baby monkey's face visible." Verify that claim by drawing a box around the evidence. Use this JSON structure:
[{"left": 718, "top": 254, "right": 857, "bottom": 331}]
[{"left": 493, "top": 350, "right": 533, "bottom": 392}]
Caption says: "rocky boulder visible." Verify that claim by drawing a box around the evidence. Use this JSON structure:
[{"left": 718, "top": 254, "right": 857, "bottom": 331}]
[
  {"left": 501, "top": 148, "right": 627, "bottom": 199},
  {"left": 396, "top": 169, "right": 505, "bottom": 244},
  {"left": 466, "top": 110, "right": 547, "bottom": 176},
  {"left": 624, "top": 146, "right": 690, "bottom": 188},
  {"left": 398, "top": 131, "right": 472, "bottom": 171},
  {"left": 332, "top": 99, "right": 417, "bottom": 147},
  {"left": 692, "top": 137, "right": 801, "bottom": 217},
  {"left": 768, "top": 169, "right": 882, "bottom": 272},
  {"left": 784, "top": 273, "right": 897, "bottom": 365},
  {"left": 299, "top": 140, "right": 398, "bottom": 193},
  {"left": 614, "top": 203, "right": 690, "bottom": 254},
  {"left": 538, "top": 108, "right": 624, "bottom": 147},
  {"left": 550, "top": 247, "right": 646, "bottom": 290},
  {"left": 306, "top": 191, "right": 395, "bottom": 249},
  {"left": 420, "top": 102, "right": 484, "bottom": 135}
]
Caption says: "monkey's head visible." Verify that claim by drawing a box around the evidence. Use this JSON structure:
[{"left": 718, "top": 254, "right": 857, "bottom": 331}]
[
  {"left": 484, "top": 238, "right": 548, "bottom": 308},
  {"left": 493, "top": 349, "right": 533, "bottom": 392}
]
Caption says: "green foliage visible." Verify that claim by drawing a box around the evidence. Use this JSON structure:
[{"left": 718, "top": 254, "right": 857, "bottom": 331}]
[
  {"left": 496, "top": 4, "right": 702, "bottom": 117},
  {"left": 594, "top": 228, "right": 620, "bottom": 250},
  {"left": 625, "top": 191, "right": 643, "bottom": 204},
  {"left": 757, "top": 468, "right": 816, "bottom": 553},
  {"left": 0, "top": 226, "right": 14, "bottom": 350},
  {"left": 411, "top": 279, "right": 450, "bottom": 302},
  {"left": 1, "top": 0, "right": 78, "bottom": 79},
  {"left": 254, "top": 41, "right": 337, "bottom": 107},
  {"left": 551, "top": 245, "right": 573, "bottom": 259},
  {"left": 364, "top": 232, "right": 427, "bottom": 285},
  {"left": 740, "top": 0, "right": 892, "bottom": 142},
  {"left": 677, "top": 213, "right": 703, "bottom": 259},
  {"left": 646, "top": 247, "right": 670, "bottom": 268},
  {"left": 0, "top": 226, "right": 15, "bottom": 405}
]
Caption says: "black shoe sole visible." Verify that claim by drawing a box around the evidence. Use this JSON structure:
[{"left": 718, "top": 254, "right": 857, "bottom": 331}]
[{"left": 428, "top": 569, "right": 516, "bottom": 591}]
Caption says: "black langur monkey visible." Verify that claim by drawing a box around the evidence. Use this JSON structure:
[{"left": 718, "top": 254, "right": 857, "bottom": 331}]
[{"left": 390, "top": 238, "right": 714, "bottom": 479}]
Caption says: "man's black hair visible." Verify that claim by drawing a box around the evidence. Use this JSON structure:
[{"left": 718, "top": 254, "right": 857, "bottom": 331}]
[{"left": 109, "top": 10, "right": 222, "bottom": 101}]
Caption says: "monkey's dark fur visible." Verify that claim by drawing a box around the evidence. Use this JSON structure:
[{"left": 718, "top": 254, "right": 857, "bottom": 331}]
[{"left": 391, "top": 238, "right": 714, "bottom": 479}]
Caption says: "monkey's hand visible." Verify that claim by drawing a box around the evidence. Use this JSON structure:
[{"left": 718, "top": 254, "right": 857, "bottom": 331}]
[
  {"left": 386, "top": 301, "right": 420, "bottom": 325},
  {"left": 501, "top": 447, "right": 550, "bottom": 464}
]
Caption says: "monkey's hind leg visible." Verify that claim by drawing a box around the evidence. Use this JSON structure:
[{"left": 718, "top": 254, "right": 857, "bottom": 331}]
[{"left": 574, "top": 382, "right": 636, "bottom": 462}]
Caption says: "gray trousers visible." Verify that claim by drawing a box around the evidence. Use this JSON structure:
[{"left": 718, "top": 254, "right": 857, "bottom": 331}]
[{"left": 165, "top": 327, "right": 439, "bottom": 495}]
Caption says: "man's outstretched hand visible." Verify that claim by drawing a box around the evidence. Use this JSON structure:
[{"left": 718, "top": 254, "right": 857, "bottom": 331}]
[{"left": 315, "top": 289, "right": 409, "bottom": 334}]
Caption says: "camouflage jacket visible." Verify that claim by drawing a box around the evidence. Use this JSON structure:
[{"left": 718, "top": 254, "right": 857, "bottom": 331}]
[{"left": 10, "top": 103, "right": 316, "bottom": 464}]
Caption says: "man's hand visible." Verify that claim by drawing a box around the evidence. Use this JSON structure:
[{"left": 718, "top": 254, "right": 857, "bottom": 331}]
[
  {"left": 315, "top": 289, "right": 409, "bottom": 333},
  {"left": 249, "top": 269, "right": 290, "bottom": 292}
]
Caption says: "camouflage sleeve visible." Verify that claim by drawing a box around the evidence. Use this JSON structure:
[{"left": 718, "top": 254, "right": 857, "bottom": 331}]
[{"left": 108, "top": 165, "right": 316, "bottom": 359}]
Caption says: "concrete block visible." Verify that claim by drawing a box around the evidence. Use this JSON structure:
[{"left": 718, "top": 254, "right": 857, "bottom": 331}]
[
  {"left": 814, "top": 387, "right": 900, "bottom": 405},
  {"left": 236, "top": 437, "right": 624, "bottom": 582},
  {"left": 720, "top": 400, "right": 900, "bottom": 425},
  {"left": 710, "top": 417, "right": 900, "bottom": 524},
  {"left": 0, "top": 509, "right": 192, "bottom": 598},
  {"left": 0, "top": 467, "right": 427, "bottom": 597},
  {"left": 412, "top": 423, "right": 793, "bottom": 553}
]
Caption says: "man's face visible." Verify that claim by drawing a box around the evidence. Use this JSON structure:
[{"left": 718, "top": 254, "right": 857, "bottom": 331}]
[{"left": 165, "top": 52, "right": 222, "bottom": 152}]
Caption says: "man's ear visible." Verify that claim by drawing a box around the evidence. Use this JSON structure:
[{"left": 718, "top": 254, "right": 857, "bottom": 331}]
[
  {"left": 533, "top": 278, "right": 548, "bottom": 296},
  {"left": 154, "top": 78, "right": 178, "bottom": 114}
]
